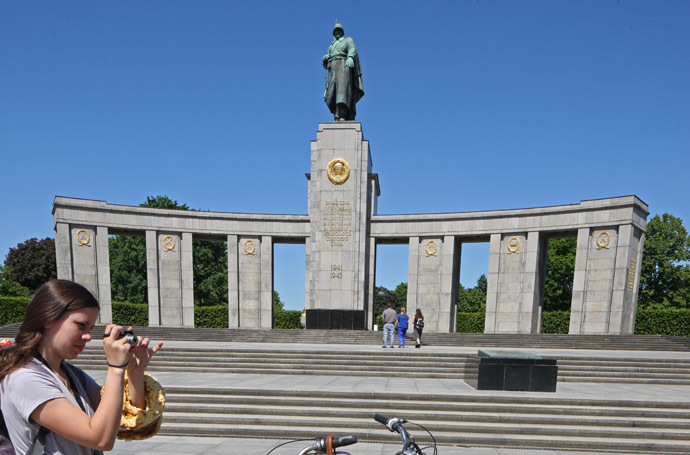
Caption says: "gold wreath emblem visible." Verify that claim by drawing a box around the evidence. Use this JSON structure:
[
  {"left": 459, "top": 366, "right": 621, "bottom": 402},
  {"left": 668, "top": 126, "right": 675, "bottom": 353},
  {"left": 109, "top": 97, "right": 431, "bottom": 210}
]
[
  {"left": 596, "top": 231, "right": 610, "bottom": 249},
  {"left": 76, "top": 229, "right": 91, "bottom": 246},
  {"left": 507, "top": 236, "right": 521, "bottom": 254},
  {"left": 244, "top": 239, "right": 256, "bottom": 255},
  {"left": 162, "top": 235, "right": 176, "bottom": 252},
  {"left": 327, "top": 158, "right": 350, "bottom": 185},
  {"left": 425, "top": 240, "right": 438, "bottom": 257}
]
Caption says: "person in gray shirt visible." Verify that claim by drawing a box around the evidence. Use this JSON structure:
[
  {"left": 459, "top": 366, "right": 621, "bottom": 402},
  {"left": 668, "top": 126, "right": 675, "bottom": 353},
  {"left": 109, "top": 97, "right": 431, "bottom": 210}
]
[{"left": 381, "top": 304, "right": 397, "bottom": 348}]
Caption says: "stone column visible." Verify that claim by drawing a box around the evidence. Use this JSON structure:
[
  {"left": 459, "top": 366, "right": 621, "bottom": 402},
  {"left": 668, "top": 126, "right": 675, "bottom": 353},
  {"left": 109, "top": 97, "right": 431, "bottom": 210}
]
[
  {"left": 570, "top": 226, "right": 642, "bottom": 334},
  {"left": 227, "top": 235, "right": 240, "bottom": 328},
  {"left": 70, "top": 226, "right": 99, "bottom": 299},
  {"left": 180, "top": 232, "right": 194, "bottom": 327},
  {"left": 610, "top": 225, "right": 644, "bottom": 334},
  {"left": 407, "top": 236, "right": 458, "bottom": 332},
  {"left": 439, "top": 236, "right": 460, "bottom": 332},
  {"left": 157, "top": 232, "right": 184, "bottom": 326},
  {"left": 238, "top": 236, "right": 262, "bottom": 328},
  {"left": 260, "top": 236, "right": 273, "bottom": 329},
  {"left": 406, "top": 237, "right": 420, "bottom": 318},
  {"left": 306, "top": 122, "right": 375, "bottom": 329},
  {"left": 484, "top": 234, "right": 501, "bottom": 333},
  {"left": 484, "top": 232, "right": 545, "bottom": 333},
  {"left": 145, "top": 230, "right": 160, "bottom": 326},
  {"left": 55, "top": 222, "right": 73, "bottom": 280},
  {"left": 95, "top": 226, "right": 112, "bottom": 324},
  {"left": 367, "top": 237, "right": 377, "bottom": 328}
]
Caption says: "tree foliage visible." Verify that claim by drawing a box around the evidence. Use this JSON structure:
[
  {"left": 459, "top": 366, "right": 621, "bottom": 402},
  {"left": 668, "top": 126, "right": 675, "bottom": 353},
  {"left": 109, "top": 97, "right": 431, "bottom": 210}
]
[
  {"left": 543, "top": 237, "right": 576, "bottom": 311},
  {"left": 3, "top": 237, "right": 57, "bottom": 290},
  {"left": 374, "top": 285, "right": 399, "bottom": 317},
  {"left": 457, "top": 274, "right": 487, "bottom": 312},
  {"left": 0, "top": 266, "right": 32, "bottom": 297},
  {"left": 109, "top": 195, "right": 228, "bottom": 306},
  {"left": 639, "top": 213, "right": 690, "bottom": 309}
]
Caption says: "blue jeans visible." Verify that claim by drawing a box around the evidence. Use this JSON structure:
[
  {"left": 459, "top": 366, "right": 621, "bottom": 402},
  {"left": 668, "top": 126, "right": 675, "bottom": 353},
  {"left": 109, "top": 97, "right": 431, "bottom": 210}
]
[
  {"left": 382, "top": 323, "right": 395, "bottom": 347},
  {"left": 398, "top": 327, "right": 407, "bottom": 346}
]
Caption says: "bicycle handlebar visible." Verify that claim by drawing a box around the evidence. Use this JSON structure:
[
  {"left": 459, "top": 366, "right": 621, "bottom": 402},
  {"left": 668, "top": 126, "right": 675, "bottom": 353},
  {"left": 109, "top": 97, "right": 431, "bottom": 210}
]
[
  {"left": 296, "top": 435, "right": 357, "bottom": 455},
  {"left": 373, "top": 414, "right": 423, "bottom": 455}
]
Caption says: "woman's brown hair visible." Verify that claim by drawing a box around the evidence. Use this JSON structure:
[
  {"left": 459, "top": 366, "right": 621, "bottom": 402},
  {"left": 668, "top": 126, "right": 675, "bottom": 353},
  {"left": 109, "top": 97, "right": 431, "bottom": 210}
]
[{"left": 0, "top": 279, "right": 99, "bottom": 381}]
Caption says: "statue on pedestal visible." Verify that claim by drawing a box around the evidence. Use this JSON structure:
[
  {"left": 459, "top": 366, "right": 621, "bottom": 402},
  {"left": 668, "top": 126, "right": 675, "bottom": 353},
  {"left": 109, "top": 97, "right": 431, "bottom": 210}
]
[{"left": 322, "top": 23, "right": 364, "bottom": 121}]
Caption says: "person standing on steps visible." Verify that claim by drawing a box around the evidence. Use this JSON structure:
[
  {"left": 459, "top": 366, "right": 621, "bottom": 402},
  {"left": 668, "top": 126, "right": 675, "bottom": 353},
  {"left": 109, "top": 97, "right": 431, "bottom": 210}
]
[
  {"left": 413, "top": 308, "right": 425, "bottom": 348},
  {"left": 396, "top": 307, "right": 409, "bottom": 348},
  {"left": 381, "top": 304, "right": 396, "bottom": 348}
]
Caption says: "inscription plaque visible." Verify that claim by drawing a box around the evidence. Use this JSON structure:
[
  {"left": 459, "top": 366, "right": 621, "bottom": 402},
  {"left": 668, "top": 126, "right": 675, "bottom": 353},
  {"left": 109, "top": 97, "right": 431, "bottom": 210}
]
[{"left": 323, "top": 200, "right": 353, "bottom": 246}]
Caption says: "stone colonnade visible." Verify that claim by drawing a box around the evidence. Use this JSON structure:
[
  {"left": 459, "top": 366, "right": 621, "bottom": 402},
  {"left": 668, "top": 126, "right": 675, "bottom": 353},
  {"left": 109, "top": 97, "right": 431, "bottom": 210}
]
[{"left": 53, "top": 122, "right": 648, "bottom": 334}]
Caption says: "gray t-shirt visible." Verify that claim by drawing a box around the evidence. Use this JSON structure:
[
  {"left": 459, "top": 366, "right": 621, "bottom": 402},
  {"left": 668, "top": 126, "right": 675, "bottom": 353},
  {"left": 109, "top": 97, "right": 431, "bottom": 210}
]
[
  {"left": 0, "top": 359, "right": 101, "bottom": 455},
  {"left": 382, "top": 307, "right": 397, "bottom": 324}
]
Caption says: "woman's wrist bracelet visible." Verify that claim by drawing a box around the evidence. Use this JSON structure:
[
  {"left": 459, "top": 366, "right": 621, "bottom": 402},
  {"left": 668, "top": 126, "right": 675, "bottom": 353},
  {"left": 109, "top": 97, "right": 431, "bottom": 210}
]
[{"left": 107, "top": 360, "right": 129, "bottom": 368}]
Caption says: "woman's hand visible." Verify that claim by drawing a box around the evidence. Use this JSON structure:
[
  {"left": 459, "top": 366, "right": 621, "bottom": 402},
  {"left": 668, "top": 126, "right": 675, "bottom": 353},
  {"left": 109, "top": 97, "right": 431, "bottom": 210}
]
[
  {"left": 127, "top": 333, "right": 163, "bottom": 376},
  {"left": 102, "top": 324, "right": 131, "bottom": 367}
]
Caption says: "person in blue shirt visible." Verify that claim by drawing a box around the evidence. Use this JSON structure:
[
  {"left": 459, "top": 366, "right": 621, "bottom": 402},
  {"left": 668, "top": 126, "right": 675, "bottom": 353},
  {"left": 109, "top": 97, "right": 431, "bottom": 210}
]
[{"left": 396, "top": 307, "right": 409, "bottom": 348}]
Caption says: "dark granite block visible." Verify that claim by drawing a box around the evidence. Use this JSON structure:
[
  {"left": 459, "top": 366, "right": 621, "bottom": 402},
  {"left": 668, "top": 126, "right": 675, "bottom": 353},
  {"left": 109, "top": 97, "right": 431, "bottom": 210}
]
[
  {"left": 329, "top": 310, "right": 342, "bottom": 330},
  {"left": 465, "top": 350, "right": 558, "bottom": 392},
  {"left": 504, "top": 364, "right": 531, "bottom": 391}
]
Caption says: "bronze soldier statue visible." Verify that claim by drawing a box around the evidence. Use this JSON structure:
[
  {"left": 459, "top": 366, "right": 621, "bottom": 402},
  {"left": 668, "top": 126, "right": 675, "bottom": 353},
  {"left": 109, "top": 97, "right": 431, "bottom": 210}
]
[{"left": 322, "top": 23, "right": 364, "bottom": 121}]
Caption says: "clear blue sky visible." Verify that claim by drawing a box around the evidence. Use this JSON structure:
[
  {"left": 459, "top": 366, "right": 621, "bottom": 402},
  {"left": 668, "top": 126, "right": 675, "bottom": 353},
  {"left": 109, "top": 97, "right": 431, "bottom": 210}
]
[{"left": 1, "top": 1, "right": 688, "bottom": 311}]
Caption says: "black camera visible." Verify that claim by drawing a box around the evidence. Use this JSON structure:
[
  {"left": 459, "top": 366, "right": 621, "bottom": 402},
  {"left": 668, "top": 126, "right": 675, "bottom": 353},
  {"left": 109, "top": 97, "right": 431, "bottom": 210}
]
[
  {"left": 104, "top": 330, "right": 138, "bottom": 346},
  {"left": 119, "top": 330, "right": 138, "bottom": 346}
]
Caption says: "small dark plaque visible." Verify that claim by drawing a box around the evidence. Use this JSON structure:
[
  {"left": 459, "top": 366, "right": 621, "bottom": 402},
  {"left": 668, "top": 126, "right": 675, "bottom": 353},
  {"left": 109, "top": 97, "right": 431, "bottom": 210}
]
[{"left": 305, "top": 309, "right": 365, "bottom": 330}]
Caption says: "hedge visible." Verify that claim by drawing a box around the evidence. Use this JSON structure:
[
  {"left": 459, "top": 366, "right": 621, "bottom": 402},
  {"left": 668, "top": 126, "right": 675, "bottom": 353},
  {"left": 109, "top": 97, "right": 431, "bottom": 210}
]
[
  {"left": 458, "top": 310, "right": 690, "bottom": 336},
  {"left": 635, "top": 309, "right": 690, "bottom": 336},
  {"left": 456, "top": 312, "right": 485, "bottom": 333},
  {"left": 2, "top": 295, "right": 689, "bottom": 336},
  {"left": 274, "top": 310, "right": 302, "bottom": 329},
  {"left": 194, "top": 305, "right": 229, "bottom": 328},
  {"left": 112, "top": 302, "right": 148, "bottom": 327},
  {"left": 541, "top": 311, "right": 571, "bottom": 334}
]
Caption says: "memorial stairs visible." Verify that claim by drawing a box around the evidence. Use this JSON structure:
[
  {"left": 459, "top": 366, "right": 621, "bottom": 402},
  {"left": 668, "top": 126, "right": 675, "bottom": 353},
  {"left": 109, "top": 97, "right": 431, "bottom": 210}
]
[
  {"left": 159, "top": 388, "right": 690, "bottom": 453},
  {"left": 2, "top": 323, "right": 689, "bottom": 351},
  {"left": 68, "top": 345, "right": 690, "bottom": 385}
]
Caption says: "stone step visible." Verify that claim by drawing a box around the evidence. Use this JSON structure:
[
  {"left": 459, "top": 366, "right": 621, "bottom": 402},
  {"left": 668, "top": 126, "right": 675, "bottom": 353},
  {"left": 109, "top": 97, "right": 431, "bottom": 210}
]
[
  {"left": 163, "top": 400, "right": 690, "bottom": 423},
  {"left": 2, "top": 323, "right": 689, "bottom": 351},
  {"left": 164, "top": 412, "right": 690, "bottom": 439},
  {"left": 153, "top": 388, "right": 690, "bottom": 453},
  {"left": 157, "top": 422, "right": 690, "bottom": 453},
  {"left": 70, "top": 347, "right": 690, "bottom": 384}
]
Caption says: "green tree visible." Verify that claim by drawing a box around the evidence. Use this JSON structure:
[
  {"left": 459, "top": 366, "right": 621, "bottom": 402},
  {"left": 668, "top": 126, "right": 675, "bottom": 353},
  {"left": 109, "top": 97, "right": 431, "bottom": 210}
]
[
  {"left": 393, "top": 282, "right": 407, "bottom": 308},
  {"left": 374, "top": 285, "right": 399, "bottom": 317},
  {"left": 3, "top": 237, "right": 57, "bottom": 290},
  {"left": 639, "top": 214, "right": 690, "bottom": 309},
  {"left": 109, "top": 235, "right": 147, "bottom": 303},
  {"left": 543, "top": 237, "right": 577, "bottom": 311},
  {"left": 0, "top": 266, "right": 32, "bottom": 297},
  {"left": 457, "top": 274, "right": 487, "bottom": 313},
  {"left": 109, "top": 195, "right": 228, "bottom": 306},
  {"left": 273, "top": 290, "right": 284, "bottom": 311}
]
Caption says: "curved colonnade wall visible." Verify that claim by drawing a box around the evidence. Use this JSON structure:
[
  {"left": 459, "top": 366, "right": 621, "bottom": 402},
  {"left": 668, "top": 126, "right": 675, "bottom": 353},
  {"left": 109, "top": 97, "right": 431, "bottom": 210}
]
[{"left": 53, "top": 123, "right": 648, "bottom": 334}]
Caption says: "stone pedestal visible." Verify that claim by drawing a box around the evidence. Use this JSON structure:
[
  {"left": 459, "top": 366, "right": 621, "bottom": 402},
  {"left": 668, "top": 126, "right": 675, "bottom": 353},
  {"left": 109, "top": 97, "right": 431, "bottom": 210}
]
[
  {"left": 306, "top": 122, "right": 378, "bottom": 329},
  {"left": 465, "top": 350, "right": 558, "bottom": 392}
]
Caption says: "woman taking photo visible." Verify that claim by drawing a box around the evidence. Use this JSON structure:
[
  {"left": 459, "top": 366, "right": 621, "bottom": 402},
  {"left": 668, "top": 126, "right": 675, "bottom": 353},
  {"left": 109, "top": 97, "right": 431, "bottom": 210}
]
[{"left": 0, "top": 279, "right": 163, "bottom": 454}]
